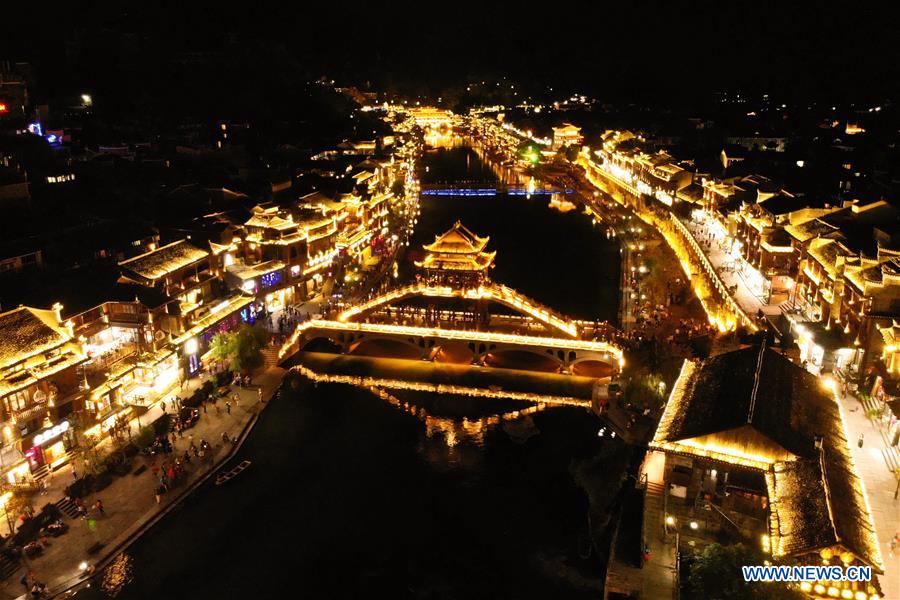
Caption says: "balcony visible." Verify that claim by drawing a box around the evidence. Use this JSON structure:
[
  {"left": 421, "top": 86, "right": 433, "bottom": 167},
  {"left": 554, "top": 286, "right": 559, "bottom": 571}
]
[{"left": 14, "top": 403, "right": 49, "bottom": 424}]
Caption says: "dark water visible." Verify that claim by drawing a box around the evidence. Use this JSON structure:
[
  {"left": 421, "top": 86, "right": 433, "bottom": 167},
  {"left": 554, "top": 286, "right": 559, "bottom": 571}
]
[
  {"left": 78, "top": 142, "right": 625, "bottom": 600},
  {"left": 80, "top": 383, "right": 620, "bottom": 599}
]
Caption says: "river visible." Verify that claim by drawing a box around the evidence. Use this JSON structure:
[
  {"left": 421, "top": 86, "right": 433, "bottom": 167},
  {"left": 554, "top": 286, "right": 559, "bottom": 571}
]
[{"left": 77, "top": 142, "right": 627, "bottom": 600}]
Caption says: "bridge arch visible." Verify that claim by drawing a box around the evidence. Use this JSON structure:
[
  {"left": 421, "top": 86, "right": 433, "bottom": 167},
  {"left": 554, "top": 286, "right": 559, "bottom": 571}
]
[{"left": 347, "top": 338, "right": 424, "bottom": 360}]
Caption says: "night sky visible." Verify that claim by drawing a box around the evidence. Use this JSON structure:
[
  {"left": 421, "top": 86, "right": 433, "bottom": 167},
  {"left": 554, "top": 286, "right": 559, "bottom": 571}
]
[{"left": 1, "top": 3, "right": 898, "bottom": 106}]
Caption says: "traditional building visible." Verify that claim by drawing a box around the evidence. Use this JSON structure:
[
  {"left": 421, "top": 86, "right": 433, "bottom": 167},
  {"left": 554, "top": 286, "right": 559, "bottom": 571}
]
[
  {"left": 0, "top": 305, "right": 86, "bottom": 481},
  {"left": 118, "top": 239, "right": 253, "bottom": 378},
  {"left": 648, "top": 345, "right": 883, "bottom": 600},
  {"left": 415, "top": 221, "right": 495, "bottom": 287},
  {"left": 551, "top": 123, "right": 583, "bottom": 150},
  {"left": 407, "top": 107, "right": 454, "bottom": 129}
]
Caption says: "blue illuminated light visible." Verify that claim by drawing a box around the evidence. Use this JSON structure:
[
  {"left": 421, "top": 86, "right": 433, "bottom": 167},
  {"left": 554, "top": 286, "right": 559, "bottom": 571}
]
[{"left": 260, "top": 271, "right": 283, "bottom": 289}]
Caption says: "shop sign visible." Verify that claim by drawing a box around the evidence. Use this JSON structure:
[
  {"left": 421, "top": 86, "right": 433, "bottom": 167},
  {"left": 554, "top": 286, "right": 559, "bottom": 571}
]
[{"left": 33, "top": 421, "right": 70, "bottom": 446}]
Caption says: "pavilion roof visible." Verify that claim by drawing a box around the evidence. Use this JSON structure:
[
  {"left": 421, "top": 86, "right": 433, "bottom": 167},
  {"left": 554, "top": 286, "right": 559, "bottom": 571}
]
[
  {"left": 651, "top": 346, "right": 883, "bottom": 571},
  {"left": 422, "top": 221, "right": 490, "bottom": 254}
]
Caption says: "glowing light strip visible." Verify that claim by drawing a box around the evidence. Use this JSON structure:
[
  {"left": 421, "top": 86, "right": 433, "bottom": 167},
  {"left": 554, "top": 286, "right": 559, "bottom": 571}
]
[
  {"left": 291, "top": 364, "right": 591, "bottom": 407},
  {"left": 298, "top": 319, "right": 622, "bottom": 356},
  {"left": 369, "top": 386, "right": 550, "bottom": 448},
  {"left": 829, "top": 387, "right": 885, "bottom": 571}
]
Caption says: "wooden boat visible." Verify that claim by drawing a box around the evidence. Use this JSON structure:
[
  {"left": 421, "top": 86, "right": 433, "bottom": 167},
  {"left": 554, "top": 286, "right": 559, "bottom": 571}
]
[{"left": 215, "top": 460, "right": 251, "bottom": 486}]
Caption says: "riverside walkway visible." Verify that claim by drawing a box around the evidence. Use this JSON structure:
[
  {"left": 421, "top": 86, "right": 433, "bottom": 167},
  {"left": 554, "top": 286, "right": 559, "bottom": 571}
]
[{"left": 0, "top": 366, "right": 285, "bottom": 600}]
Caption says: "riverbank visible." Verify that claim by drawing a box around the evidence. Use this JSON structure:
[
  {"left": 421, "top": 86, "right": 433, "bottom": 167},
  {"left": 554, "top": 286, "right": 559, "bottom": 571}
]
[
  {"left": 576, "top": 157, "right": 755, "bottom": 333},
  {"left": 0, "top": 367, "right": 285, "bottom": 600}
]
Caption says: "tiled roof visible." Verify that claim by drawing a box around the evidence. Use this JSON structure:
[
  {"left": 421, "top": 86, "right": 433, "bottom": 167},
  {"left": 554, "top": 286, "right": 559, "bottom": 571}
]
[
  {"left": 0, "top": 307, "right": 70, "bottom": 369},
  {"left": 651, "top": 346, "right": 882, "bottom": 570},
  {"left": 119, "top": 240, "right": 209, "bottom": 281}
]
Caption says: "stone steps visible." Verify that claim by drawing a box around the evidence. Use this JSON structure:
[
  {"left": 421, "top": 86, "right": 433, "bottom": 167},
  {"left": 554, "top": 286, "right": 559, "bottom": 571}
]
[
  {"left": 0, "top": 552, "right": 19, "bottom": 581},
  {"left": 55, "top": 497, "right": 82, "bottom": 520}
]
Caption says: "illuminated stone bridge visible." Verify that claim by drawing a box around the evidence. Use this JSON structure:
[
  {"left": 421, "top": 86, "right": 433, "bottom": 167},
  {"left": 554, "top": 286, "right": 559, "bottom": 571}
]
[{"left": 280, "top": 222, "right": 624, "bottom": 377}]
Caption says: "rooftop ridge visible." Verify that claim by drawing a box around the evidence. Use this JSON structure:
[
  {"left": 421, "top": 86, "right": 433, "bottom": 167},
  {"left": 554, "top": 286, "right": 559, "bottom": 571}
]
[{"left": 747, "top": 342, "right": 766, "bottom": 424}]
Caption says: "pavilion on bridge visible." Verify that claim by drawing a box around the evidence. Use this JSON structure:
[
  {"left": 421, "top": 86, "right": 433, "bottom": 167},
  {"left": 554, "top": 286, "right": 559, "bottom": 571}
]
[{"left": 415, "top": 221, "right": 496, "bottom": 287}]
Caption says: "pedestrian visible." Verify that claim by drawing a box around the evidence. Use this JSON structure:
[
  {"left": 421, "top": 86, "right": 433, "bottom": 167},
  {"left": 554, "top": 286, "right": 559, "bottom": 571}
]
[
  {"left": 154, "top": 486, "right": 162, "bottom": 504},
  {"left": 225, "top": 401, "right": 231, "bottom": 415},
  {"left": 889, "top": 533, "right": 898, "bottom": 557},
  {"left": 72, "top": 467, "right": 78, "bottom": 481},
  {"left": 94, "top": 499, "right": 104, "bottom": 516},
  {"left": 258, "top": 388, "right": 263, "bottom": 403},
  {"left": 858, "top": 433, "right": 865, "bottom": 448},
  {"left": 202, "top": 402, "right": 208, "bottom": 414}
]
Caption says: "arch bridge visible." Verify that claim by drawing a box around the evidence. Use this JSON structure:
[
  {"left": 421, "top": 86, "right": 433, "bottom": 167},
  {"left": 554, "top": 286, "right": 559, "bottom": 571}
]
[{"left": 281, "top": 282, "right": 624, "bottom": 376}]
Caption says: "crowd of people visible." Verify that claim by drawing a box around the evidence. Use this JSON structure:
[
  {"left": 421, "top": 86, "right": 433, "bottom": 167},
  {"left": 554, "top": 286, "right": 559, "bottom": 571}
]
[{"left": 272, "top": 305, "right": 311, "bottom": 337}]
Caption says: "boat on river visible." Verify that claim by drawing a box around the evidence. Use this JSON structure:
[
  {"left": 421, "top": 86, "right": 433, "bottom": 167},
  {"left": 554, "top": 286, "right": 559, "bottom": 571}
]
[{"left": 215, "top": 460, "right": 251, "bottom": 485}]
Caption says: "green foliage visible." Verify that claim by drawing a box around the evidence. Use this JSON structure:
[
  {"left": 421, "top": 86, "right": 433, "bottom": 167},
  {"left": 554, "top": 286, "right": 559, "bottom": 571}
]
[
  {"left": 517, "top": 141, "right": 541, "bottom": 165},
  {"left": 562, "top": 144, "right": 581, "bottom": 163},
  {"left": 622, "top": 366, "right": 666, "bottom": 411},
  {"left": 570, "top": 442, "right": 632, "bottom": 532},
  {"left": 686, "top": 543, "right": 806, "bottom": 600},
  {"left": 133, "top": 425, "right": 156, "bottom": 450},
  {"left": 209, "top": 323, "right": 271, "bottom": 374}
]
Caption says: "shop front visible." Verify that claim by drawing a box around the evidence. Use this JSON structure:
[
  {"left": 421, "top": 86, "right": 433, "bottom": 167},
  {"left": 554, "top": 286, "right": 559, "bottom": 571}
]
[
  {"left": 24, "top": 420, "right": 73, "bottom": 476},
  {"left": 117, "top": 350, "right": 180, "bottom": 406},
  {"left": 178, "top": 295, "right": 256, "bottom": 377},
  {"left": 790, "top": 319, "right": 859, "bottom": 375},
  {"left": 83, "top": 405, "right": 134, "bottom": 444}
]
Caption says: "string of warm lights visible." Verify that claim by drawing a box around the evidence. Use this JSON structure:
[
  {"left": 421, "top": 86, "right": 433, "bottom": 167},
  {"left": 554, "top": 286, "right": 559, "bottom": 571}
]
[{"left": 290, "top": 363, "right": 591, "bottom": 407}]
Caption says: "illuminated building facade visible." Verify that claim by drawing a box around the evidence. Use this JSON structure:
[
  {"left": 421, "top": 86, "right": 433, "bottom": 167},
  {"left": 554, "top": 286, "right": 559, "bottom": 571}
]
[
  {"left": 551, "top": 123, "right": 583, "bottom": 150},
  {"left": 0, "top": 305, "right": 86, "bottom": 482}
]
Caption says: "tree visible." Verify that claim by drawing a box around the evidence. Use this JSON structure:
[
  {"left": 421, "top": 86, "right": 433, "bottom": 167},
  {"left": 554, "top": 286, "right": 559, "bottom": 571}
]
[
  {"left": 563, "top": 144, "right": 581, "bottom": 163},
  {"left": 687, "top": 543, "right": 805, "bottom": 600},
  {"left": 209, "top": 323, "right": 271, "bottom": 374},
  {"left": 517, "top": 141, "right": 541, "bottom": 165}
]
